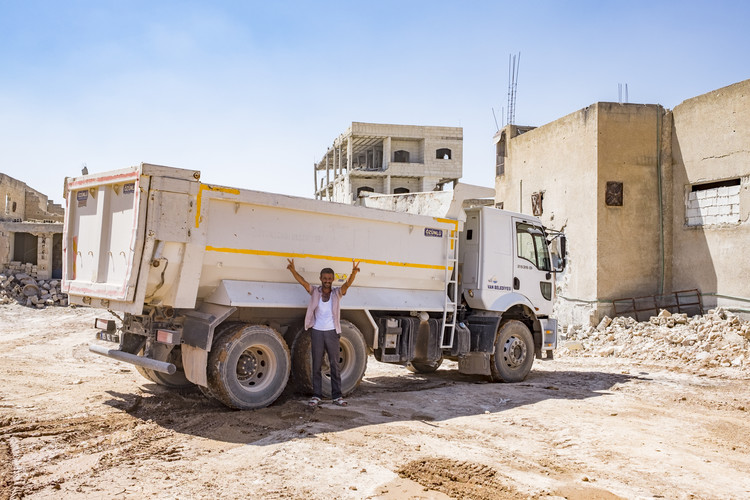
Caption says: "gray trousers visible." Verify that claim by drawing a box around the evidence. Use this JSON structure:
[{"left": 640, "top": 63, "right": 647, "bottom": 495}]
[{"left": 310, "top": 328, "right": 342, "bottom": 399}]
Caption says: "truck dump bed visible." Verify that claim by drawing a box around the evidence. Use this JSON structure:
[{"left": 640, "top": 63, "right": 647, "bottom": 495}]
[{"left": 63, "top": 163, "right": 459, "bottom": 315}]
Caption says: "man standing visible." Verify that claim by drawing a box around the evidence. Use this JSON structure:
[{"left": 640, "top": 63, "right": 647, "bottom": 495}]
[{"left": 287, "top": 258, "right": 360, "bottom": 407}]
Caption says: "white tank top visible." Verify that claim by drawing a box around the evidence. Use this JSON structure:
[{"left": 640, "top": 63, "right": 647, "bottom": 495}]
[{"left": 313, "top": 295, "right": 335, "bottom": 330}]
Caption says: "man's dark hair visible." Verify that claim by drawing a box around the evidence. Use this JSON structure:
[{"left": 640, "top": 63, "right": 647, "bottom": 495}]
[{"left": 320, "top": 267, "right": 335, "bottom": 277}]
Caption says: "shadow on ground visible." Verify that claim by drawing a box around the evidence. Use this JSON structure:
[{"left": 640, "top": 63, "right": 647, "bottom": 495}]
[{"left": 103, "top": 365, "right": 641, "bottom": 446}]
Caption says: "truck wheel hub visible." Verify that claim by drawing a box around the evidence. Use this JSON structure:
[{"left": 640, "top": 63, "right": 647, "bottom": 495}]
[
  {"left": 503, "top": 336, "right": 527, "bottom": 368},
  {"left": 237, "top": 350, "right": 262, "bottom": 381}
]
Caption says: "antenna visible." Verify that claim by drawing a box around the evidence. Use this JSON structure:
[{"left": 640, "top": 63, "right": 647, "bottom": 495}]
[
  {"left": 491, "top": 107, "right": 500, "bottom": 132},
  {"left": 507, "top": 52, "right": 520, "bottom": 125},
  {"left": 618, "top": 83, "right": 630, "bottom": 104}
]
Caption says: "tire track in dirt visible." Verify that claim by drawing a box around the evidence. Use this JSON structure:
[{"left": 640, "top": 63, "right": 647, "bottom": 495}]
[
  {"left": 397, "top": 457, "right": 525, "bottom": 500},
  {"left": 0, "top": 410, "right": 182, "bottom": 497},
  {"left": 0, "top": 439, "right": 13, "bottom": 500}
]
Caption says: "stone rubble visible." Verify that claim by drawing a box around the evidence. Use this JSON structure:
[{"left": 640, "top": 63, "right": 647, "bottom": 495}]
[
  {"left": 0, "top": 266, "right": 68, "bottom": 308},
  {"left": 559, "top": 308, "right": 750, "bottom": 370}
]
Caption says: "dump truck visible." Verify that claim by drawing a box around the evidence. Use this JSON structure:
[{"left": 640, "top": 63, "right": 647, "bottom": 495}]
[{"left": 63, "top": 163, "right": 566, "bottom": 409}]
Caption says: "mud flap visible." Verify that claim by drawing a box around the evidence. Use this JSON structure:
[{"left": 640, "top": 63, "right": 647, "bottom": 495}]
[
  {"left": 180, "top": 303, "right": 236, "bottom": 386},
  {"left": 458, "top": 352, "right": 490, "bottom": 375},
  {"left": 182, "top": 344, "right": 209, "bottom": 386}
]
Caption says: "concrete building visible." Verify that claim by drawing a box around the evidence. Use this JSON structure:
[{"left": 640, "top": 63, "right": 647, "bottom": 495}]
[
  {"left": 494, "top": 79, "right": 750, "bottom": 325},
  {"left": 314, "top": 122, "right": 463, "bottom": 204},
  {"left": 0, "top": 173, "right": 65, "bottom": 279}
]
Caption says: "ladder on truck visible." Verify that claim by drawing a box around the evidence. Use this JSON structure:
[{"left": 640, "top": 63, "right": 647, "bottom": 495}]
[{"left": 441, "top": 226, "right": 458, "bottom": 348}]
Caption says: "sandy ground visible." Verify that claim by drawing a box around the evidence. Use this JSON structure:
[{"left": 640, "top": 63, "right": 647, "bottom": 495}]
[{"left": 1, "top": 304, "right": 749, "bottom": 500}]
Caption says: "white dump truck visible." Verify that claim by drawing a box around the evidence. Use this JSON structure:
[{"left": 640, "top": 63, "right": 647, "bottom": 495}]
[{"left": 63, "top": 163, "right": 566, "bottom": 409}]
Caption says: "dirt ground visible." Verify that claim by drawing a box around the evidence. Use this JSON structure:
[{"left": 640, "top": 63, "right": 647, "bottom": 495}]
[{"left": 1, "top": 304, "right": 749, "bottom": 500}]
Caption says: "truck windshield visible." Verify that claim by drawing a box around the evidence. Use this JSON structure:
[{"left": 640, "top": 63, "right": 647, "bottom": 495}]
[{"left": 516, "top": 222, "right": 551, "bottom": 271}]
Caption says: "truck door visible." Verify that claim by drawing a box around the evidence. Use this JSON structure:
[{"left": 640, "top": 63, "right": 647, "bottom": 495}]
[{"left": 512, "top": 218, "right": 553, "bottom": 315}]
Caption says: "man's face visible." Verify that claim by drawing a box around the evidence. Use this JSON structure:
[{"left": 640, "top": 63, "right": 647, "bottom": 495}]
[{"left": 320, "top": 272, "right": 334, "bottom": 290}]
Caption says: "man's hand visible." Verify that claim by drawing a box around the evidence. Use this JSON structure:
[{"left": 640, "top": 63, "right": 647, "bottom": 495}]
[
  {"left": 287, "top": 258, "right": 311, "bottom": 294},
  {"left": 342, "top": 259, "right": 361, "bottom": 296}
]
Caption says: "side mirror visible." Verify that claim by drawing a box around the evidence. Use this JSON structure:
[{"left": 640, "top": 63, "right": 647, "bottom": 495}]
[{"left": 551, "top": 234, "right": 567, "bottom": 273}]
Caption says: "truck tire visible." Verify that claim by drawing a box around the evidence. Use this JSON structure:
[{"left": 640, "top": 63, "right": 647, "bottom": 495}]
[
  {"left": 406, "top": 358, "right": 443, "bottom": 374},
  {"left": 206, "top": 324, "right": 290, "bottom": 410},
  {"left": 135, "top": 345, "right": 193, "bottom": 388},
  {"left": 291, "top": 320, "right": 367, "bottom": 398},
  {"left": 490, "top": 320, "right": 534, "bottom": 382}
]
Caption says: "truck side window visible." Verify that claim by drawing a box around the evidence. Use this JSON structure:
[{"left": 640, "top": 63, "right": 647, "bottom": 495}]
[{"left": 516, "top": 222, "right": 551, "bottom": 271}]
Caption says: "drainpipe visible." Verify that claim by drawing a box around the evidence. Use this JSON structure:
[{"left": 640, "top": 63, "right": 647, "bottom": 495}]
[{"left": 656, "top": 107, "right": 665, "bottom": 294}]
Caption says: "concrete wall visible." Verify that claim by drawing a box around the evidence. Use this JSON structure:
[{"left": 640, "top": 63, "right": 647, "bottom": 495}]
[
  {"left": 0, "top": 173, "right": 63, "bottom": 223},
  {"left": 0, "top": 173, "right": 29, "bottom": 220},
  {"left": 495, "top": 79, "right": 750, "bottom": 323},
  {"left": 595, "top": 103, "right": 665, "bottom": 300},
  {"left": 670, "top": 79, "right": 750, "bottom": 313},
  {"left": 495, "top": 109, "right": 599, "bottom": 324}
]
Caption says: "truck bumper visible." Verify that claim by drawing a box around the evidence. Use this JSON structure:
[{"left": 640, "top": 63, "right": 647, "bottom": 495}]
[{"left": 88, "top": 344, "right": 177, "bottom": 375}]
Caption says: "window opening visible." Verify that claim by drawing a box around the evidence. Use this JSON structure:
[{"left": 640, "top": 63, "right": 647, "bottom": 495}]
[
  {"left": 436, "top": 148, "right": 452, "bottom": 160},
  {"left": 13, "top": 232, "right": 38, "bottom": 265},
  {"left": 393, "top": 150, "right": 410, "bottom": 163},
  {"left": 516, "top": 222, "right": 551, "bottom": 271},
  {"left": 686, "top": 177, "right": 741, "bottom": 226},
  {"left": 357, "top": 186, "right": 374, "bottom": 197},
  {"left": 393, "top": 187, "right": 409, "bottom": 194},
  {"left": 691, "top": 178, "right": 740, "bottom": 192}
]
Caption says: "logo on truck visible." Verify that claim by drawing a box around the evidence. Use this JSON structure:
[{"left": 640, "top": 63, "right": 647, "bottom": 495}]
[{"left": 487, "top": 276, "right": 511, "bottom": 291}]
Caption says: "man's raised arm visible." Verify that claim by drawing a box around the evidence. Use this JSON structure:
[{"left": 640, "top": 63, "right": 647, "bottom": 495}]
[
  {"left": 341, "top": 260, "right": 360, "bottom": 296},
  {"left": 287, "top": 259, "right": 312, "bottom": 294}
]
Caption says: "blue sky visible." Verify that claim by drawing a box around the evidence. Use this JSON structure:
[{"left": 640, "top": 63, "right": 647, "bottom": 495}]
[{"left": 1, "top": 0, "right": 748, "bottom": 204}]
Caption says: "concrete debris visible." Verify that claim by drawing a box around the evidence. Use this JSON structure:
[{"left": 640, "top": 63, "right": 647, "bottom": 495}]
[
  {"left": 559, "top": 308, "right": 750, "bottom": 370},
  {"left": 0, "top": 269, "right": 68, "bottom": 308}
]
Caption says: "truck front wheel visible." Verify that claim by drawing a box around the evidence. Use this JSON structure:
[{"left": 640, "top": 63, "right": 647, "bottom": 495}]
[
  {"left": 206, "top": 324, "right": 290, "bottom": 410},
  {"left": 291, "top": 320, "right": 367, "bottom": 398},
  {"left": 490, "top": 320, "right": 534, "bottom": 382}
]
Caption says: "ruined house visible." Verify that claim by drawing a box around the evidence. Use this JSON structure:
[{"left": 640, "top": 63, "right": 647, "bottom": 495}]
[
  {"left": 494, "top": 79, "right": 750, "bottom": 325},
  {"left": 314, "top": 122, "right": 463, "bottom": 204},
  {"left": 0, "top": 174, "right": 65, "bottom": 280}
]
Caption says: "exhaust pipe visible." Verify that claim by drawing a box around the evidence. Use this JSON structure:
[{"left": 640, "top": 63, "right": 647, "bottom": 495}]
[{"left": 88, "top": 344, "right": 177, "bottom": 375}]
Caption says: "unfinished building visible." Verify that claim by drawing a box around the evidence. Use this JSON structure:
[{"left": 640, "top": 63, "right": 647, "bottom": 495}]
[
  {"left": 314, "top": 122, "right": 463, "bottom": 204},
  {"left": 0, "top": 173, "right": 65, "bottom": 280},
  {"left": 494, "top": 79, "right": 750, "bottom": 324}
]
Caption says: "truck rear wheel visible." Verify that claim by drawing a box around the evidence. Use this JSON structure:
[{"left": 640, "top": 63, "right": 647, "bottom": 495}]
[
  {"left": 406, "top": 358, "right": 443, "bottom": 373},
  {"left": 206, "top": 324, "right": 290, "bottom": 410},
  {"left": 490, "top": 320, "right": 534, "bottom": 382},
  {"left": 135, "top": 345, "right": 193, "bottom": 388},
  {"left": 291, "top": 320, "right": 367, "bottom": 398}
]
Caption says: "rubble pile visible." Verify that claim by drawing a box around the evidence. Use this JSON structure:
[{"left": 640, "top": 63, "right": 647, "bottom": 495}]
[
  {"left": 0, "top": 268, "right": 68, "bottom": 308},
  {"left": 560, "top": 308, "right": 750, "bottom": 370}
]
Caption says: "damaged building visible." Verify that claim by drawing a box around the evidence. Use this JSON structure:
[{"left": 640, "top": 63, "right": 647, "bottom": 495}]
[
  {"left": 0, "top": 173, "right": 64, "bottom": 280},
  {"left": 494, "top": 79, "right": 750, "bottom": 325},
  {"left": 314, "top": 122, "right": 463, "bottom": 204}
]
